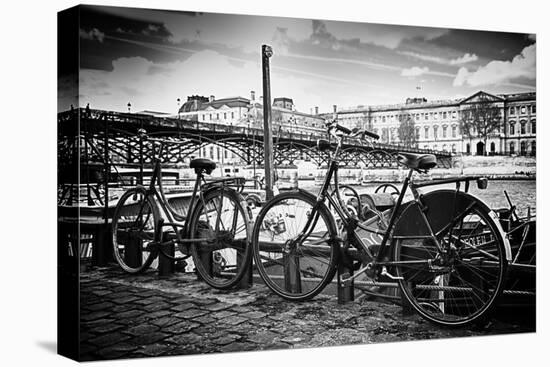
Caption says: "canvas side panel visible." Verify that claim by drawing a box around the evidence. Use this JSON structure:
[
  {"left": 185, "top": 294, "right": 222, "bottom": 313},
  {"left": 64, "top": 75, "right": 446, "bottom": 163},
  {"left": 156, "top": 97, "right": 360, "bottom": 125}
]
[{"left": 57, "top": 5, "right": 80, "bottom": 362}]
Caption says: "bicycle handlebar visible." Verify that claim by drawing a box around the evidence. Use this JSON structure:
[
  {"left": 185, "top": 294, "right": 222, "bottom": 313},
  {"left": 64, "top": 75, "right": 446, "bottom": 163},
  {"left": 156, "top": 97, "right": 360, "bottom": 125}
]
[
  {"left": 335, "top": 124, "right": 352, "bottom": 135},
  {"left": 362, "top": 129, "right": 380, "bottom": 140}
]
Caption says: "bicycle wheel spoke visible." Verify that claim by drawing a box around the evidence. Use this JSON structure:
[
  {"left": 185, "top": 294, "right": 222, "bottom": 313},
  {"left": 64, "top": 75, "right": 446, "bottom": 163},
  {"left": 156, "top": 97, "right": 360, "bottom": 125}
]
[
  {"left": 394, "top": 202, "right": 505, "bottom": 326},
  {"left": 190, "top": 188, "right": 251, "bottom": 289},
  {"left": 253, "top": 192, "right": 337, "bottom": 301},
  {"left": 112, "top": 189, "right": 158, "bottom": 273}
]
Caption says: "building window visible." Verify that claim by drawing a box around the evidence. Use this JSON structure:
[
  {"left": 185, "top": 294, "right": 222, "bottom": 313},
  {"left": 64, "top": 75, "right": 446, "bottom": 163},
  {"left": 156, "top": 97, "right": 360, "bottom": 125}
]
[
  {"left": 520, "top": 141, "right": 526, "bottom": 155},
  {"left": 203, "top": 114, "right": 206, "bottom": 121},
  {"left": 216, "top": 113, "right": 219, "bottom": 120},
  {"left": 442, "top": 126, "right": 447, "bottom": 138},
  {"left": 224, "top": 149, "right": 228, "bottom": 159},
  {"left": 433, "top": 125, "right": 439, "bottom": 140},
  {"left": 434, "top": 113, "right": 438, "bottom": 120},
  {"left": 231, "top": 112, "right": 234, "bottom": 119},
  {"left": 531, "top": 119, "right": 536, "bottom": 134},
  {"left": 452, "top": 125, "right": 457, "bottom": 138},
  {"left": 532, "top": 105, "right": 536, "bottom": 113},
  {"left": 382, "top": 128, "right": 388, "bottom": 142},
  {"left": 532, "top": 141, "right": 536, "bottom": 155},
  {"left": 520, "top": 121, "right": 526, "bottom": 134},
  {"left": 425, "top": 113, "right": 428, "bottom": 120},
  {"left": 509, "top": 122, "right": 515, "bottom": 135},
  {"left": 382, "top": 116, "right": 386, "bottom": 123},
  {"left": 209, "top": 113, "right": 212, "bottom": 120},
  {"left": 424, "top": 126, "right": 429, "bottom": 139},
  {"left": 466, "top": 143, "right": 470, "bottom": 154},
  {"left": 510, "top": 107, "right": 515, "bottom": 115},
  {"left": 223, "top": 112, "right": 227, "bottom": 119},
  {"left": 452, "top": 144, "right": 457, "bottom": 154},
  {"left": 521, "top": 106, "right": 526, "bottom": 114},
  {"left": 443, "top": 111, "right": 447, "bottom": 119},
  {"left": 510, "top": 142, "right": 515, "bottom": 154},
  {"left": 452, "top": 111, "right": 457, "bottom": 119},
  {"left": 442, "top": 144, "right": 447, "bottom": 152},
  {"left": 490, "top": 142, "right": 496, "bottom": 153}
]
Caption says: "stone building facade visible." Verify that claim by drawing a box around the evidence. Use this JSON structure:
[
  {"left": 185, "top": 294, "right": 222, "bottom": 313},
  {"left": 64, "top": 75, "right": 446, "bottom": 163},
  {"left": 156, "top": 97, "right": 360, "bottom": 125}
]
[{"left": 336, "top": 91, "right": 536, "bottom": 156}]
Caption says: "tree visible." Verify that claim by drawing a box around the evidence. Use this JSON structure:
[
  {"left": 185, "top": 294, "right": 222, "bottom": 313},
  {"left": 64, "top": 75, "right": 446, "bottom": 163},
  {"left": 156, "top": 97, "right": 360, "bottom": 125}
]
[
  {"left": 459, "top": 95, "right": 502, "bottom": 156},
  {"left": 397, "top": 113, "right": 417, "bottom": 147}
]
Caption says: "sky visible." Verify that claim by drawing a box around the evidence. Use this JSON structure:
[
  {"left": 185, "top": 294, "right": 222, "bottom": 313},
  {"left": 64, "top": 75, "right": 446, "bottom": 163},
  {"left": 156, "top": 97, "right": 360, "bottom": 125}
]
[{"left": 58, "top": 5, "right": 536, "bottom": 114}]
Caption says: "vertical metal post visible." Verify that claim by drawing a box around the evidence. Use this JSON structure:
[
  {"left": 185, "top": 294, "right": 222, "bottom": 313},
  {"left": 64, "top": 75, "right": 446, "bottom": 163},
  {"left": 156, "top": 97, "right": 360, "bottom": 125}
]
[
  {"left": 262, "top": 44, "right": 275, "bottom": 200},
  {"left": 101, "top": 114, "right": 110, "bottom": 265}
]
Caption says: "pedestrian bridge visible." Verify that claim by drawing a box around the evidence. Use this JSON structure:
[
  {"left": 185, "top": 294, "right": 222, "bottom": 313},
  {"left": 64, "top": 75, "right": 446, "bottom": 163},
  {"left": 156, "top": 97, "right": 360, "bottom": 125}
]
[{"left": 58, "top": 108, "right": 453, "bottom": 169}]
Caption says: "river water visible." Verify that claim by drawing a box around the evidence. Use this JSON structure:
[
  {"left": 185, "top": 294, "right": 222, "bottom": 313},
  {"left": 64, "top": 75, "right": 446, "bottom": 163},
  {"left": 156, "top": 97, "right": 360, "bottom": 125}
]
[{"left": 298, "top": 179, "right": 536, "bottom": 217}]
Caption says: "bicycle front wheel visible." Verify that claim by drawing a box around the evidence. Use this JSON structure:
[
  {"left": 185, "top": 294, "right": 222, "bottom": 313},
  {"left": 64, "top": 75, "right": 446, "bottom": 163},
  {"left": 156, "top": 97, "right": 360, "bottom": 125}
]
[
  {"left": 189, "top": 187, "right": 252, "bottom": 289},
  {"left": 393, "top": 198, "right": 507, "bottom": 326},
  {"left": 252, "top": 191, "right": 339, "bottom": 301},
  {"left": 112, "top": 187, "right": 159, "bottom": 273}
]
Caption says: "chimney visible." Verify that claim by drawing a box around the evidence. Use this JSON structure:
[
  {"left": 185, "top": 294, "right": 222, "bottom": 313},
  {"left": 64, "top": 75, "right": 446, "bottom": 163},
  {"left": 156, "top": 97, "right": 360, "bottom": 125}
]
[
  {"left": 315, "top": 106, "right": 319, "bottom": 115},
  {"left": 209, "top": 95, "right": 215, "bottom": 102},
  {"left": 333, "top": 105, "right": 337, "bottom": 113},
  {"left": 250, "top": 90, "right": 255, "bottom": 101}
]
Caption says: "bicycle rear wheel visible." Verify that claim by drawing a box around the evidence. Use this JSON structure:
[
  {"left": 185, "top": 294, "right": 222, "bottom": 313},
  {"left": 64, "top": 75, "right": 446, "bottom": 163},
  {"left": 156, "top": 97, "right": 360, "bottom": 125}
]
[
  {"left": 188, "top": 187, "right": 252, "bottom": 289},
  {"left": 252, "top": 191, "right": 339, "bottom": 301},
  {"left": 393, "top": 199, "right": 507, "bottom": 326},
  {"left": 112, "top": 187, "right": 159, "bottom": 273}
]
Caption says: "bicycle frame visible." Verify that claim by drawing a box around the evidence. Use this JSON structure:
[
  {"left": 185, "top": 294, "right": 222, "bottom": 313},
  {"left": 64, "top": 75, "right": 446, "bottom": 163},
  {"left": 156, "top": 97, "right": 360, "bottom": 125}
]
[
  {"left": 299, "top": 130, "right": 467, "bottom": 277},
  {"left": 142, "top": 138, "right": 243, "bottom": 248}
]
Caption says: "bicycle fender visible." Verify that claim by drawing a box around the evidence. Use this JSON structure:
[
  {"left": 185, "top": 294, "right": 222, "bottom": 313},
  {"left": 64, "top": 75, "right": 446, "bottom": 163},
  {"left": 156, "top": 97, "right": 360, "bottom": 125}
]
[{"left": 393, "top": 190, "right": 511, "bottom": 261}]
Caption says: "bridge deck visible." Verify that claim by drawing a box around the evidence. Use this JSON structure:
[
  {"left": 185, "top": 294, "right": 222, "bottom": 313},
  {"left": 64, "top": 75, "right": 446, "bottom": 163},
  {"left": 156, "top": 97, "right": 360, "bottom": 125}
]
[{"left": 58, "top": 109, "right": 453, "bottom": 169}]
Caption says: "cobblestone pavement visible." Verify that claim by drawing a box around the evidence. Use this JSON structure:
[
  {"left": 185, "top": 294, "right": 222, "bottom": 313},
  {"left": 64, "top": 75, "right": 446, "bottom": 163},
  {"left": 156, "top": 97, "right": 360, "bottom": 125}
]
[{"left": 79, "top": 266, "right": 534, "bottom": 361}]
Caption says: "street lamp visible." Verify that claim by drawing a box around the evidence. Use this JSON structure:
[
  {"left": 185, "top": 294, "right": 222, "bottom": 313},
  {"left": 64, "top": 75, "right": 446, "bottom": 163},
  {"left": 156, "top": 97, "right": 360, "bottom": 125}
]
[
  {"left": 127, "top": 102, "right": 131, "bottom": 113},
  {"left": 177, "top": 98, "right": 181, "bottom": 119}
]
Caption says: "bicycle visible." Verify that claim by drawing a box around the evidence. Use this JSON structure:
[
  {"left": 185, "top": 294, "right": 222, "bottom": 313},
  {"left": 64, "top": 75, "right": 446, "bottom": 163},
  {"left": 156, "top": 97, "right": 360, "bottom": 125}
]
[
  {"left": 111, "top": 129, "right": 252, "bottom": 289},
  {"left": 251, "top": 119, "right": 511, "bottom": 326}
]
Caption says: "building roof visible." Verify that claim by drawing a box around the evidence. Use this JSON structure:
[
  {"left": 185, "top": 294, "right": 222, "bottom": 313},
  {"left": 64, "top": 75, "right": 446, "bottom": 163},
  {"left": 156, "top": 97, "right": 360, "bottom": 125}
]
[
  {"left": 338, "top": 90, "right": 535, "bottom": 114},
  {"left": 204, "top": 96, "right": 250, "bottom": 109},
  {"left": 179, "top": 95, "right": 209, "bottom": 113}
]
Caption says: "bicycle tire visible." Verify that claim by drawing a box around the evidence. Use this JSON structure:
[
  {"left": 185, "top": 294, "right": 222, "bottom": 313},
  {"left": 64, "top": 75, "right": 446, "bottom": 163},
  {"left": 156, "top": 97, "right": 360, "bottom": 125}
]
[
  {"left": 188, "top": 187, "right": 252, "bottom": 289},
  {"left": 112, "top": 187, "right": 160, "bottom": 273},
  {"left": 393, "top": 193, "right": 507, "bottom": 327},
  {"left": 252, "top": 191, "right": 339, "bottom": 301}
]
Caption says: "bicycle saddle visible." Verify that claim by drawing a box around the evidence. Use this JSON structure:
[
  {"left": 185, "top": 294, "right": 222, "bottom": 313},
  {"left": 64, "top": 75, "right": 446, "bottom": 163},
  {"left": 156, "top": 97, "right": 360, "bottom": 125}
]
[
  {"left": 190, "top": 158, "right": 216, "bottom": 175},
  {"left": 397, "top": 152, "right": 437, "bottom": 171}
]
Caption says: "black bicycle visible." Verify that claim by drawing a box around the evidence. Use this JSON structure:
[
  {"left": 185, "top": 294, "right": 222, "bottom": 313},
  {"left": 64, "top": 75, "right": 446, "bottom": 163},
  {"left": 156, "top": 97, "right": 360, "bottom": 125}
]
[
  {"left": 251, "top": 119, "right": 510, "bottom": 326},
  {"left": 112, "top": 129, "right": 252, "bottom": 289}
]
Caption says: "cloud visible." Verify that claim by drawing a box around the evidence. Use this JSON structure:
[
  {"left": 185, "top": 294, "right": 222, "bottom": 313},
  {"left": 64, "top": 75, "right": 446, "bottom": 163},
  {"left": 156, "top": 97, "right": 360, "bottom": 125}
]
[
  {"left": 449, "top": 53, "right": 478, "bottom": 65},
  {"left": 79, "top": 28, "right": 105, "bottom": 43},
  {"left": 320, "top": 21, "right": 447, "bottom": 50},
  {"left": 401, "top": 66, "right": 429, "bottom": 77},
  {"left": 453, "top": 44, "right": 535, "bottom": 87},
  {"left": 400, "top": 51, "right": 478, "bottom": 66},
  {"left": 78, "top": 50, "right": 346, "bottom": 114}
]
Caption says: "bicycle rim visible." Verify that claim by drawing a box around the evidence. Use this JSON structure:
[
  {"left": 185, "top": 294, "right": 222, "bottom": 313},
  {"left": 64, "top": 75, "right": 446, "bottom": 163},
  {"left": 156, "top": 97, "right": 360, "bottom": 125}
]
[
  {"left": 189, "top": 188, "right": 251, "bottom": 289},
  {"left": 394, "top": 204, "right": 506, "bottom": 326},
  {"left": 252, "top": 192, "right": 338, "bottom": 301},
  {"left": 112, "top": 188, "right": 159, "bottom": 273}
]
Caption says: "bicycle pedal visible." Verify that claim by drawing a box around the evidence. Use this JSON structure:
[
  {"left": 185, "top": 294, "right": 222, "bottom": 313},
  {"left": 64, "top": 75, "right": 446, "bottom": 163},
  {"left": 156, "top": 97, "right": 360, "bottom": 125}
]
[
  {"left": 339, "top": 272, "right": 353, "bottom": 286},
  {"left": 380, "top": 267, "right": 403, "bottom": 281}
]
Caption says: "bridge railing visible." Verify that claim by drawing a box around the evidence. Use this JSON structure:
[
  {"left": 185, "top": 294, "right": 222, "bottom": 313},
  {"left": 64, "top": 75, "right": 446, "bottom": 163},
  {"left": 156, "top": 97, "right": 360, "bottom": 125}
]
[{"left": 58, "top": 108, "right": 452, "bottom": 158}]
